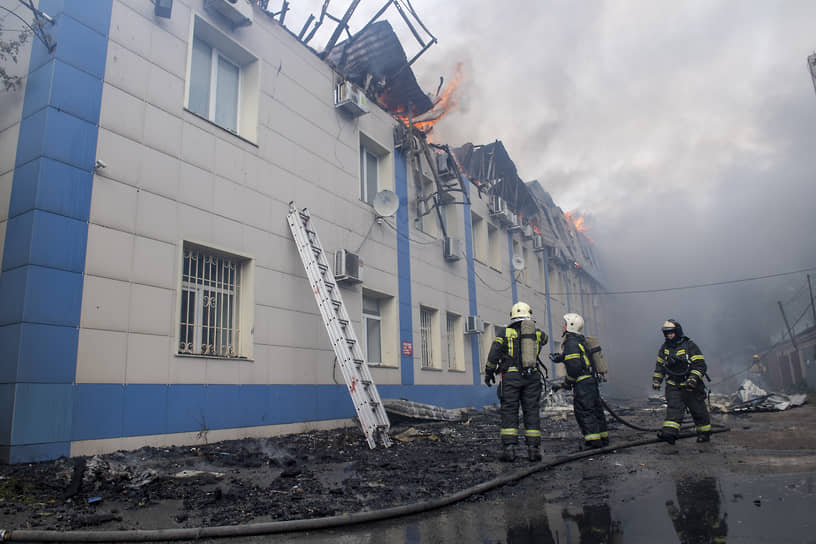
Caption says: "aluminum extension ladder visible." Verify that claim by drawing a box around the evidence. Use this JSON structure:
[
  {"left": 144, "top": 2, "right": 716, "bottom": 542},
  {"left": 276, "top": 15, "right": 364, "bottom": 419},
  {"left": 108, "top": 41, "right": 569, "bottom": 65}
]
[{"left": 286, "top": 202, "right": 392, "bottom": 448}]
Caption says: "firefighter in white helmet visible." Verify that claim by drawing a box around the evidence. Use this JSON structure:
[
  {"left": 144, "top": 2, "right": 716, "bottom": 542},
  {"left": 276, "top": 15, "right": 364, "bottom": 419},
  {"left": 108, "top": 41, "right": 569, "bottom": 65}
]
[
  {"left": 485, "top": 301, "right": 548, "bottom": 462},
  {"left": 550, "top": 313, "right": 609, "bottom": 449},
  {"left": 652, "top": 319, "right": 711, "bottom": 444}
]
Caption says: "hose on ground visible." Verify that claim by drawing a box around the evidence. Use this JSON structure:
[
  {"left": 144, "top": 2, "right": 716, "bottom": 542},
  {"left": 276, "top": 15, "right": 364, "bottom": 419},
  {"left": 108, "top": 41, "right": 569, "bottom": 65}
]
[
  {"left": 600, "top": 397, "right": 729, "bottom": 433},
  {"left": 1, "top": 428, "right": 728, "bottom": 543}
]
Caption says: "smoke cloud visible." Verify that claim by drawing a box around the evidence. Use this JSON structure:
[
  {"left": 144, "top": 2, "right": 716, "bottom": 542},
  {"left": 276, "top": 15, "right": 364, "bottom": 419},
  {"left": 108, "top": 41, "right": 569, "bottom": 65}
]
[{"left": 285, "top": 1, "right": 816, "bottom": 395}]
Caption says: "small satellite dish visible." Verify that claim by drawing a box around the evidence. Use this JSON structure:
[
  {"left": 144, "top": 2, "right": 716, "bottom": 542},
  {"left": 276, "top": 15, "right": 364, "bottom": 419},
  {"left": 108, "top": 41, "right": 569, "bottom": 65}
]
[
  {"left": 512, "top": 255, "right": 525, "bottom": 271},
  {"left": 372, "top": 189, "right": 399, "bottom": 218}
]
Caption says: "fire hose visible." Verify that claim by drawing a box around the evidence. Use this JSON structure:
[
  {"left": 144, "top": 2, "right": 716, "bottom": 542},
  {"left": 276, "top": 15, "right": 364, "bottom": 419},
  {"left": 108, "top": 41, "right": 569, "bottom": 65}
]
[{"left": 0, "top": 426, "right": 728, "bottom": 543}]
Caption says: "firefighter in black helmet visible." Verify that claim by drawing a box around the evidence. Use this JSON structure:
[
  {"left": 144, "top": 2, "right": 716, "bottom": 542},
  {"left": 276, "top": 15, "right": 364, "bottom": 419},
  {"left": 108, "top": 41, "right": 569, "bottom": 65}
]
[
  {"left": 652, "top": 319, "right": 711, "bottom": 444},
  {"left": 485, "top": 301, "right": 548, "bottom": 462},
  {"left": 550, "top": 313, "right": 609, "bottom": 449}
]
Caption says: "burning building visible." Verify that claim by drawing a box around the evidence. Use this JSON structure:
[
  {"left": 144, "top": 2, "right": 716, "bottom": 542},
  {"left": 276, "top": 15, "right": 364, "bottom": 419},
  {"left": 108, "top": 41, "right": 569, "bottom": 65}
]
[{"left": 0, "top": 0, "right": 604, "bottom": 463}]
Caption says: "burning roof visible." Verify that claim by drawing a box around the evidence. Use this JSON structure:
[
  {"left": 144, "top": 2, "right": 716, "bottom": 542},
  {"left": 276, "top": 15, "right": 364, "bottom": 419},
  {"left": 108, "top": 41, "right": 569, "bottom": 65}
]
[{"left": 325, "top": 20, "right": 433, "bottom": 118}]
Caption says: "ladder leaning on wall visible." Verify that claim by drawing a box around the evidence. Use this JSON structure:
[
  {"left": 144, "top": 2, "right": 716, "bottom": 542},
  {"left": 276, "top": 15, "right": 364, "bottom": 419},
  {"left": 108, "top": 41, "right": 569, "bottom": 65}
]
[{"left": 286, "top": 202, "right": 392, "bottom": 449}]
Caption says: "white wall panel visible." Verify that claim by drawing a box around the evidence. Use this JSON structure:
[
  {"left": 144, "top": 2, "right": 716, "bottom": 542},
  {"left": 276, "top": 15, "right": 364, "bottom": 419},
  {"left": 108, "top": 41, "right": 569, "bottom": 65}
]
[
  {"left": 89, "top": 175, "right": 138, "bottom": 232},
  {"left": 135, "top": 191, "right": 178, "bottom": 243},
  {"left": 109, "top": 1, "right": 152, "bottom": 59},
  {"left": 147, "top": 63, "right": 185, "bottom": 116},
  {"left": 141, "top": 146, "right": 180, "bottom": 199},
  {"left": 148, "top": 21, "right": 187, "bottom": 79},
  {"left": 129, "top": 284, "right": 174, "bottom": 336},
  {"left": 144, "top": 104, "right": 183, "bottom": 158},
  {"left": 85, "top": 224, "right": 134, "bottom": 281},
  {"left": 76, "top": 329, "right": 128, "bottom": 383},
  {"left": 181, "top": 122, "right": 216, "bottom": 172},
  {"left": 81, "top": 276, "right": 131, "bottom": 332},
  {"left": 131, "top": 236, "right": 176, "bottom": 289},
  {"left": 95, "top": 129, "right": 144, "bottom": 188},
  {"left": 125, "top": 333, "right": 171, "bottom": 383}
]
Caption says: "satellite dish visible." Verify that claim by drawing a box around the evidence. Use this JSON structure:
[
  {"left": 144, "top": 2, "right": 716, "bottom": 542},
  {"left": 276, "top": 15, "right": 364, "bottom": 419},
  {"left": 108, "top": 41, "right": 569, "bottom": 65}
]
[
  {"left": 512, "top": 255, "right": 525, "bottom": 271},
  {"left": 372, "top": 189, "right": 399, "bottom": 218}
]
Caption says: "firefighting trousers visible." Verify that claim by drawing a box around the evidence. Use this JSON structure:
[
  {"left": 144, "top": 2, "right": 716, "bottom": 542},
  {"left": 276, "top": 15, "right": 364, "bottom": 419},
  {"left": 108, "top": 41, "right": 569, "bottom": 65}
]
[
  {"left": 661, "top": 383, "right": 711, "bottom": 438},
  {"left": 573, "top": 378, "right": 608, "bottom": 444},
  {"left": 498, "top": 369, "right": 542, "bottom": 447}
]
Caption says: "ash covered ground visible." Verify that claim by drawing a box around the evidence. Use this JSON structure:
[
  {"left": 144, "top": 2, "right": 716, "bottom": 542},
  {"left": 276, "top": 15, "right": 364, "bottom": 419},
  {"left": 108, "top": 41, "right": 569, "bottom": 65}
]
[{"left": 2, "top": 399, "right": 815, "bottom": 534}]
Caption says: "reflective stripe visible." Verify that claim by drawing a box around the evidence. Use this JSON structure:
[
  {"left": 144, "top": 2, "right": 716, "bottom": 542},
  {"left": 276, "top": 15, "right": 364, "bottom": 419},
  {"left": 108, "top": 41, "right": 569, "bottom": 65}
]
[
  {"left": 564, "top": 353, "right": 581, "bottom": 360},
  {"left": 576, "top": 374, "right": 592, "bottom": 383},
  {"left": 505, "top": 328, "right": 517, "bottom": 357},
  {"left": 584, "top": 433, "right": 602, "bottom": 441},
  {"left": 667, "top": 380, "right": 678, "bottom": 385},
  {"left": 663, "top": 421, "right": 681, "bottom": 430},
  {"left": 690, "top": 355, "right": 704, "bottom": 361},
  {"left": 525, "top": 430, "right": 541, "bottom": 437},
  {"left": 495, "top": 337, "right": 505, "bottom": 345},
  {"left": 690, "top": 369, "right": 703, "bottom": 378},
  {"left": 600, "top": 431, "right": 609, "bottom": 438},
  {"left": 653, "top": 372, "right": 663, "bottom": 378},
  {"left": 696, "top": 424, "right": 711, "bottom": 432},
  {"left": 663, "top": 349, "right": 669, "bottom": 355},
  {"left": 506, "top": 367, "right": 519, "bottom": 372},
  {"left": 578, "top": 343, "right": 590, "bottom": 369},
  {"left": 500, "top": 428, "right": 519, "bottom": 436},
  {"left": 676, "top": 349, "right": 686, "bottom": 355},
  {"left": 657, "top": 356, "right": 665, "bottom": 363}
]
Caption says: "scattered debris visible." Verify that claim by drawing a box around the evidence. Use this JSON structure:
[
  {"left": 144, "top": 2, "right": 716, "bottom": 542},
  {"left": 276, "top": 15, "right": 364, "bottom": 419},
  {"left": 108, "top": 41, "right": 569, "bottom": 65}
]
[
  {"left": 383, "top": 399, "right": 469, "bottom": 423},
  {"left": 710, "top": 380, "right": 809, "bottom": 413}
]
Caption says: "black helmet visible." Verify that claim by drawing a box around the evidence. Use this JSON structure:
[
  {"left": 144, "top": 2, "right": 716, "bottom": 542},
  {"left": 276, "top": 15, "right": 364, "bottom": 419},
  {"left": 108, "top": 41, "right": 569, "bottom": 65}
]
[{"left": 661, "top": 319, "right": 684, "bottom": 342}]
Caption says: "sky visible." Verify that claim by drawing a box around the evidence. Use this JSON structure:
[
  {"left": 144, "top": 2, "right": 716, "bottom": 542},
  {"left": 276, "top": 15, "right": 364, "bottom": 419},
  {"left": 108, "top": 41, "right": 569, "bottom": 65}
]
[{"left": 282, "top": 1, "right": 816, "bottom": 393}]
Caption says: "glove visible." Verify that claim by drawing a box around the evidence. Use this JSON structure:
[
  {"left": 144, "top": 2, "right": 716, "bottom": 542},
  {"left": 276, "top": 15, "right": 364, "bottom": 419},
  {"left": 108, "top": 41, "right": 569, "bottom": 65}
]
[
  {"left": 685, "top": 375, "right": 699, "bottom": 390},
  {"left": 485, "top": 369, "right": 496, "bottom": 387},
  {"left": 549, "top": 353, "right": 564, "bottom": 363},
  {"left": 652, "top": 380, "right": 661, "bottom": 391}
]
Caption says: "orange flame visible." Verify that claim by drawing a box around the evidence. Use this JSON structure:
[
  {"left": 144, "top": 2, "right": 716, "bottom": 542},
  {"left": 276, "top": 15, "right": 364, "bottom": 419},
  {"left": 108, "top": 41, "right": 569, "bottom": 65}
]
[
  {"left": 388, "top": 62, "right": 464, "bottom": 136},
  {"left": 564, "top": 211, "right": 588, "bottom": 233}
]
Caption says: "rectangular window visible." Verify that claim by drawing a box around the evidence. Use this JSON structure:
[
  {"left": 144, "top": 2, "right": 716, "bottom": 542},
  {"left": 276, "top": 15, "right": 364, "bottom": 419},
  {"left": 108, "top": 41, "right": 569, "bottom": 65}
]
[
  {"left": 420, "top": 306, "right": 436, "bottom": 369},
  {"left": 472, "top": 212, "right": 487, "bottom": 262},
  {"left": 488, "top": 223, "right": 501, "bottom": 270},
  {"left": 186, "top": 17, "right": 259, "bottom": 140},
  {"left": 360, "top": 145, "right": 379, "bottom": 204},
  {"left": 178, "top": 243, "right": 250, "bottom": 358},
  {"left": 363, "top": 294, "right": 382, "bottom": 365},
  {"left": 446, "top": 312, "right": 464, "bottom": 371}
]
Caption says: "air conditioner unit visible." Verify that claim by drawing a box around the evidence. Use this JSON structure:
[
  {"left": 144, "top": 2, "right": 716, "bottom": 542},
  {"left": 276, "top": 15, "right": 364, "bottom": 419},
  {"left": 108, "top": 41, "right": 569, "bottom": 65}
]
[
  {"left": 443, "top": 237, "right": 463, "bottom": 261},
  {"left": 204, "top": 0, "right": 253, "bottom": 27},
  {"left": 436, "top": 153, "right": 456, "bottom": 180},
  {"left": 465, "top": 315, "right": 484, "bottom": 335},
  {"left": 334, "top": 81, "right": 368, "bottom": 116},
  {"left": 533, "top": 234, "right": 546, "bottom": 251},
  {"left": 335, "top": 249, "right": 363, "bottom": 284},
  {"left": 507, "top": 213, "right": 521, "bottom": 230},
  {"left": 521, "top": 224, "right": 534, "bottom": 238},
  {"left": 489, "top": 195, "right": 505, "bottom": 215}
]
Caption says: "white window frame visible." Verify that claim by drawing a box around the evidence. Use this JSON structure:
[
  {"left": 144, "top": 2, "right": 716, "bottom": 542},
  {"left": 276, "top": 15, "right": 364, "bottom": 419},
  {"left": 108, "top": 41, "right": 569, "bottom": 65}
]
[
  {"left": 360, "top": 144, "right": 379, "bottom": 205},
  {"left": 472, "top": 211, "right": 487, "bottom": 263},
  {"left": 359, "top": 132, "right": 391, "bottom": 205},
  {"left": 446, "top": 312, "right": 464, "bottom": 371},
  {"left": 362, "top": 293, "right": 382, "bottom": 365},
  {"left": 177, "top": 242, "right": 254, "bottom": 359},
  {"left": 420, "top": 305, "right": 440, "bottom": 370},
  {"left": 185, "top": 16, "right": 260, "bottom": 141},
  {"left": 488, "top": 222, "right": 501, "bottom": 271}
]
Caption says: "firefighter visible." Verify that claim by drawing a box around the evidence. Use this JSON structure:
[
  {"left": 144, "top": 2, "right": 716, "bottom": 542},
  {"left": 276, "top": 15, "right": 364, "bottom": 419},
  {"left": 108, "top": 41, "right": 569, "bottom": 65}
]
[
  {"left": 652, "top": 319, "right": 712, "bottom": 444},
  {"left": 550, "top": 313, "right": 609, "bottom": 449},
  {"left": 484, "top": 301, "right": 548, "bottom": 462}
]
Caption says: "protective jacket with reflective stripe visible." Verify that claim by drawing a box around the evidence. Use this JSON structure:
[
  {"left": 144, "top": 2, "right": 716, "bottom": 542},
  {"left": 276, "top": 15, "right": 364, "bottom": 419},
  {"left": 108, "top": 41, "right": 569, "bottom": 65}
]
[
  {"left": 653, "top": 336, "right": 706, "bottom": 386},
  {"left": 562, "top": 332, "right": 592, "bottom": 383},
  {"left": 486, "top": 322, "right": 547, "bottom": 373}
]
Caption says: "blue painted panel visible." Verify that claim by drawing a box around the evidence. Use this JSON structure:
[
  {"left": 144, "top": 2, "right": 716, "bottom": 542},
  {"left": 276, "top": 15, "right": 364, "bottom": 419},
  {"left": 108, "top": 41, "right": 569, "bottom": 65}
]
[
  {"left": 51, "top": 60, "right": 104, "bottom": 125},
  {"left": 58, "top": 0, "right": 113, "bottom": 38},
  {"left": 315, "top": 385, "right": 354, "bottom": 420},
  {"left": 394, "top": 149, "right": 414, "bottom": 385},
  {"left": 205, "top": 385, "right": 241, "bottom": 430},
  {"left": 42, "top": 108, "right": 98, "bottom": 171},
  {"left": 72, "top": 384, "right": 124, "bottom": 440},
  {"left": 16, "top": 323, "right": 77, "bottom": 383},
  {"left": 0, "top": 325, "right": 22, "bottom": 383},
  {"left": 30, "top": 211, "right": 88, "bottom": 272},
  {"left": 14, "top": 108, "right": 47, "bottom": 168},
  {"left": 269, "top": 385, "right": 303, "bottom": 424},
  {"left": 22, "top": 266, "right": 83, "bottom": 326},
  {"left": 9, "top": 158, "right": 93, "bottom": 221},
  {"left": 5, "top": 441, "right": 69, "bottom": 464},
  {"left": 236, "top": 385, "right": 269, "bottom": 427},
  {"left": 10, "top": 383, "right": 72, "bottom": 444},
  {"left": 52, "top": 14, "right": 108, "bottom": 79},
  {"left": 0, "top": 268, "right": 27, "bottom": 325},
  {"left": 21, "top": 60, "right": 54, "bottom": 119},
  {"left": 167, "top": 385, "right": 206, "bottom": 433},
  {"left": 0, "top": 384, "right": 15, "bottom": 443},
  {"left": 124, "top": 385, "right": 167, "bottom": 437},
  {"left": 1, "top": 212, "right": 33, "bottom": 272}
]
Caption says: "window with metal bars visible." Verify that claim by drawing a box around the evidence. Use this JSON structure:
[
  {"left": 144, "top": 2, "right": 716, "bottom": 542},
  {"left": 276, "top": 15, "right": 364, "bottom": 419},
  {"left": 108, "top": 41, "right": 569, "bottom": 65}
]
[
  {"left": 446, "top": 313, "right": 460, "bottom": 370},
  {"left": 420, "top": 306, "right": 435, "bottom": 369},
  {"left": 178, "top": 244, "right": 243, "bottom": 358}
]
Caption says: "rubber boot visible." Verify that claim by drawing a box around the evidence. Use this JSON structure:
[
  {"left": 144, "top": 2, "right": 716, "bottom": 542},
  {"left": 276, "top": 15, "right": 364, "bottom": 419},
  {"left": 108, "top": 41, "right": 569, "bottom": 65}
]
[
  {"left": 696, "top": 432, "right": 711, "bottom": 443},
  {"left": 583, "top": 440, "right": 602, "bottom": 450},
  {"left": 601, "top": 437, "right": 609, "bottom": 447},
  {"left": 499, "top": 444, "right": 516, "bottom": 462},
  {"left": 528, "top": 447, "right": 542, "bottom": 462},
  {"left": 657, "top": 430, "right": 676, "bottom": 445}
]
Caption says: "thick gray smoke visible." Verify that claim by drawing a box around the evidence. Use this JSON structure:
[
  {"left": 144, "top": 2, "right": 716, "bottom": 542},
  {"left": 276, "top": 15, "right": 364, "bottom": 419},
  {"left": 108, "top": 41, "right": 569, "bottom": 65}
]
[{"left": 286, "top": 1, "right": 816, "bottom": 395}]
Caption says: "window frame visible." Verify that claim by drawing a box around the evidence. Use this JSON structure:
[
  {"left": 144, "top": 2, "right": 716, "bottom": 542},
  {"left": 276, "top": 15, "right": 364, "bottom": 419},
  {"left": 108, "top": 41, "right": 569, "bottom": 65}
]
[
  {"left": 419, "top": 305, "right": 441, "bottom": 370},
  {"left": 176, "top": 241, "right": 254, "bottom": 360},
  {"left": 362, "top": 293, "right": 382, "bottom": 365},
  {"left": 446, "top": 312, "right": 465, "bottom": 371}
]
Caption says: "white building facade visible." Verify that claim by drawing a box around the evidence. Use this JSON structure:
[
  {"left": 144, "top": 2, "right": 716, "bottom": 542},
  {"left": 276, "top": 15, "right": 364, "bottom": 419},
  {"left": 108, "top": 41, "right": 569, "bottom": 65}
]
[{"left": 0, "top": 0, "right": 603, "bottom": 463}]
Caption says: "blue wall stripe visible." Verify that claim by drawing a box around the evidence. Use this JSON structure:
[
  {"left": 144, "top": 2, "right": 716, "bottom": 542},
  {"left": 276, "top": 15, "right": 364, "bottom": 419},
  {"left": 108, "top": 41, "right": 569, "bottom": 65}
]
[
  {"left": 394, "top": 149, "right": 414, "bottom": 385},
  {"left": 69, "top": 383, "right": 497, "bottom": 443},
  {"left": 0, "top": 1, "right": 112, "bottom": 463},
  {"left": 461, "top": 177, "right": 482, "bottom": 385}
]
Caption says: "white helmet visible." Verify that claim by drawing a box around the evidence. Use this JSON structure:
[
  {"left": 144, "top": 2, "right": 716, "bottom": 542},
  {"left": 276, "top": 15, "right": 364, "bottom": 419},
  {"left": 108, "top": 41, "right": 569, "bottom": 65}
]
[
  {"left": 563, "top": 313, "right": 584, "bottom": 334},
  {"left": 510, "top": 301, "right": 533, "bottom": 322}
]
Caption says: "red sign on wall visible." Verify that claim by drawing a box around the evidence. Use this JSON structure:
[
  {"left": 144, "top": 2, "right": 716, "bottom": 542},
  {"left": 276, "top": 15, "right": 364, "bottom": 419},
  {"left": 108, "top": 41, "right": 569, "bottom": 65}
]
[{"left": 401, "top": 341, "right": 413, "bottom": 356}]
